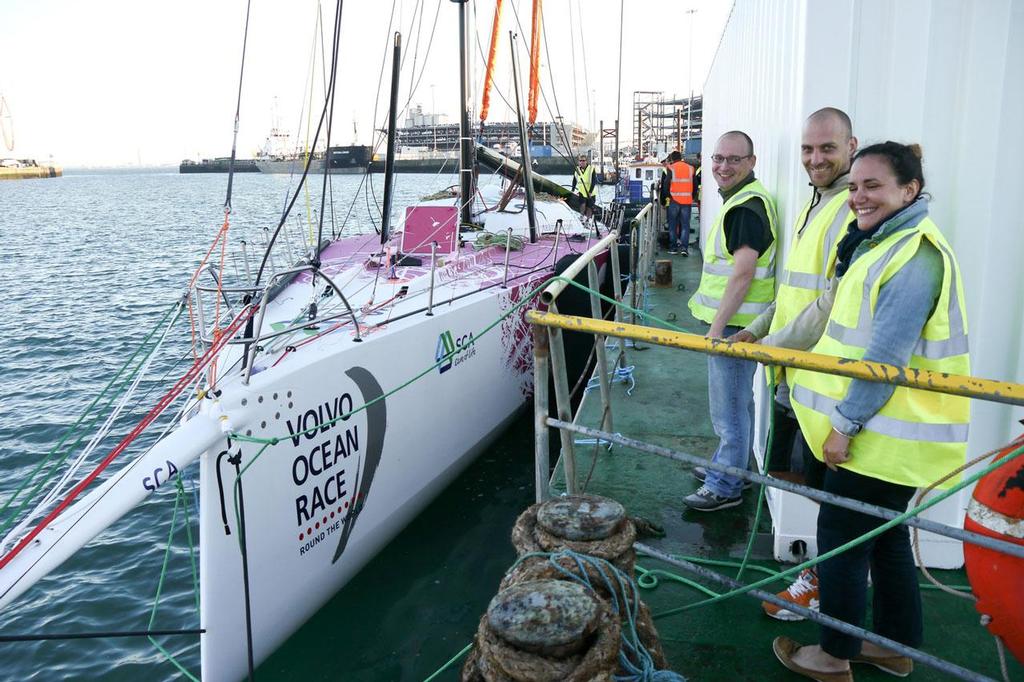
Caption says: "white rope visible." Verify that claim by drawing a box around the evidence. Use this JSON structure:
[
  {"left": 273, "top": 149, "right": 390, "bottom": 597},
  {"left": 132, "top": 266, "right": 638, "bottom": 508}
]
[{"left": 0, "top": 314, "right": 179, "bottom": 553}]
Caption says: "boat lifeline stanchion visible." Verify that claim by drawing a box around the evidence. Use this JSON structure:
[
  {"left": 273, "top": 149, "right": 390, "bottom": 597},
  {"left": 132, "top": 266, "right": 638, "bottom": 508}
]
[
  {"left": 586, "top": 260, "right": 613, "bottom": 434},
  {"left": 545, "top": 305, "right": 577, "bottom": 494},
  {"left": 533, "top": 325, "right": 551, "bottom": 503},
  {"left": 502, "top": 227, "right": 513, "bottom": 288},
  {"left": 426, "top": 241, "right": 437, "bottom": 316},
  {"left": 538, "top": 233, "right": 622, "bottom": 493}
]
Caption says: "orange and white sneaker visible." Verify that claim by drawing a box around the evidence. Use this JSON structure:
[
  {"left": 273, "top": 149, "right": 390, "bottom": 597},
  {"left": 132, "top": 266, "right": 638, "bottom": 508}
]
[{"left": 763, "top": 568, "right": 819, "bottom": 621}]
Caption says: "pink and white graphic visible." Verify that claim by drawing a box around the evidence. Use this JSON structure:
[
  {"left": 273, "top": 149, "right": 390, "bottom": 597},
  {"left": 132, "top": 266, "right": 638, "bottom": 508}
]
[{"left": 401, "top": 206, "right": 458, "bottom": 255}]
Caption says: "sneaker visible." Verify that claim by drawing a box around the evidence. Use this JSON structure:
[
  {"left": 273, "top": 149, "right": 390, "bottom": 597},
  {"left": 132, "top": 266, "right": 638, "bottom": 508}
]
[
  {"left": 763, "top": 568, "right": 819, "bottom": 621},
  {"left": 682, "top": 485, "right": 742, "bottom": 512},
  {"left": 668, "top": 249, "right": 679, "bottom": 255},
  {"left": 680, "top": 249, "right": 689, "bottom": 257},
  {"left": 693, "top": 466, "right": 753, "bottom": 490}
]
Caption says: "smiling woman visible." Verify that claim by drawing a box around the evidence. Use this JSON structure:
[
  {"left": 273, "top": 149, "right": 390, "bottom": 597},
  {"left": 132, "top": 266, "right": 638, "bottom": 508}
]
[{"left": 784, "top": 141, "right": 972, "bottom": 678}]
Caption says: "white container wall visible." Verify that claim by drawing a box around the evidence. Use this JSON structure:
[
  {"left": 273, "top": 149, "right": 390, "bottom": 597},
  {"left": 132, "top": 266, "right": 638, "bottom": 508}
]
[{"left": 702, "top": 0, "right": 1024, "bottom": 567}]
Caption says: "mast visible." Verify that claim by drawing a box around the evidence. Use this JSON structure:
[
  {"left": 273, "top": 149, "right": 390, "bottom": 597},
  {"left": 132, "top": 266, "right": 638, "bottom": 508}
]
[
  {"left": 380, "top": 32, "right": 402, "bottom": 245},
  {"left": 454, "top": 0, "right": 474, "bottom": 228},
  {"left": 509, "top": 31, "right": 538, "bottom": 243}
]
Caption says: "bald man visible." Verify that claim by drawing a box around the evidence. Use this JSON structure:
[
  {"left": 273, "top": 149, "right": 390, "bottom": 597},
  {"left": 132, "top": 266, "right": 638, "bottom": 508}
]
[{"left": 730, "top": 107, "right": 857, "bottom": 620}]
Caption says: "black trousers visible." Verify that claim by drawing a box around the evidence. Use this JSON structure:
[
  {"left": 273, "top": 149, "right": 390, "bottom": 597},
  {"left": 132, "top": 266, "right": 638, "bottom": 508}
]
[
  {"left": 766, "top": 400, "right": 826, "bottom": 490},
  {"left": 817, "top": 466, "right": 922, "bottom": 659}
]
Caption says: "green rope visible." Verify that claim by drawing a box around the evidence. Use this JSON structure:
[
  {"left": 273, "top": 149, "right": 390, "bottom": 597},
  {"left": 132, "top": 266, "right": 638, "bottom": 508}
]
[
  {"left": 177, "top": 474, "right": 201, "bottom": 613},
  {"left": 0, "top": 300, "right": 184, "bottom": 538},
  {"left": 471, "top": 231, "right": 526, "bottom": 251},
  {"left": 228, "top": 277, "right": 565, "bottom": 463},
  {"left": 735, "top": 365, "right": 775, "bottom": 582},
  {"left": 147, "top": 484, "right": 181, "bottom": 631},
  {"left": 653, "top": 442, "right": 1024, "bottom": 620},
  {"left": 422, "top": 643, "right": 473, "bottom": 682},
  {"left": 146, "top": 638, "right": 200, "bottom": 682},
  {"left": 228, "top": 275, "right": 643, "bottom": 457},
  {"left": 145, "top": 473, "right": 201, "bottom": 681}
]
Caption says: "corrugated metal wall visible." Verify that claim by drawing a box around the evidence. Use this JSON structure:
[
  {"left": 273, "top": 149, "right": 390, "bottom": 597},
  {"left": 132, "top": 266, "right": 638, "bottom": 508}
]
[{"left": 702, "top": 0, "right": 1024, "bottom": 455}]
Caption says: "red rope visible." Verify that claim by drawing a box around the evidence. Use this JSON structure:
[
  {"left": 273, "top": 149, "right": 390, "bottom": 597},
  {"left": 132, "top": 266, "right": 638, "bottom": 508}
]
[
  {"left": 0, "top": 306, "right": 255, "bottom": 571},
  {"left": 187, "top": 211, "right": 232, "bottom": 359}
]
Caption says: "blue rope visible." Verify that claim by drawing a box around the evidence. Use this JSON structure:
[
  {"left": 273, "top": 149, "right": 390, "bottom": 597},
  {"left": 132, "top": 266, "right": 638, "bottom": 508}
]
[
  {"left": 523, "top": 550, "right": 687, "bottom": 682},
  {"left": 585, "top": 364, "right": 637, "bottom": 396}
]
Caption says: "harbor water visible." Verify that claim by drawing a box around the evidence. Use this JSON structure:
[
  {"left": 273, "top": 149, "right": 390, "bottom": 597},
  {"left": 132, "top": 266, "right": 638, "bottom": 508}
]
[{"left": 0, "top": 168, "right": 592, "bottom": 680}]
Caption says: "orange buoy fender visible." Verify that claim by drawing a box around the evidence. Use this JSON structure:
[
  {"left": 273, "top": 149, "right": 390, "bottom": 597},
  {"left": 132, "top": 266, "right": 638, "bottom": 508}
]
[{"left": 963, "top": 433, "right": 1024, "bottom": 664}]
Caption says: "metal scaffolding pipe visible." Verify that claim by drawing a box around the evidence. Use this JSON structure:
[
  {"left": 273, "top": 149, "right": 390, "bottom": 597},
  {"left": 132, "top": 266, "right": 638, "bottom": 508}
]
[
  {"left": 635, "top": 543, "right": 996, "bottom": 682},
  {"left": 546, "top": 419, "right": 1024, "bottom": 560}
]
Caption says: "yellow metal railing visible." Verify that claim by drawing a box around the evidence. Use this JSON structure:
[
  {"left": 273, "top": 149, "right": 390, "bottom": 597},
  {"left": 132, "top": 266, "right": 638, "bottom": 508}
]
[{"left": 527, "top": 310, "right": 1024, "bottom": 407}]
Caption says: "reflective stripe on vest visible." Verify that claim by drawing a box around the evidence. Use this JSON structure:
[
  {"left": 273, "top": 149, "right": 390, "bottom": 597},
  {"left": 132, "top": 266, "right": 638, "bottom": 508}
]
[
  {"left": 823, "top": 233, "right": 969, "bottom": 360},
  {"left": 791, "top": 384, "right": 969, "bottom": 443},
  {"left": 669, "top": 161, "right": 693, "bottom": 204},
  {"left": 769, "top": 190, "right": 851, "bottom": 336},
  {"left": 789, "top": 216, "right": 971, "bottom": 489},
  {"left": 574, "top": 165, "right": 595, "bottom": 198},
  {"left": 687, "top": 179, "right": 778, "bottom": 327}
]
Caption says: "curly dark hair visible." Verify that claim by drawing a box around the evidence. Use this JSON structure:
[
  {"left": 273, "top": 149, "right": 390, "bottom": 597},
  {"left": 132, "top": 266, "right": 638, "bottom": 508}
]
[{"left": 853, "top": 141, "right": 925, "bottom": 194}]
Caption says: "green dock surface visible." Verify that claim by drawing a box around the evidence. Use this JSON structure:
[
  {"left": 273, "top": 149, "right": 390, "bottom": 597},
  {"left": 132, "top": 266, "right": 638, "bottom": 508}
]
[
  {"left": 260, "top": 246, "right": 1021, "bottom": 681},
  {"left": 547, "top": 249, "right": 1021, "bottom": 681}
]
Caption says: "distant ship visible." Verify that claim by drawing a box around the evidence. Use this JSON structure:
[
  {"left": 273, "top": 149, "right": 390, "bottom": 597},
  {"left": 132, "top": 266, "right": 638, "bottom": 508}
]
[
  {"left": 256, "top": 145, "right": 372, "bottom": 174},
  {"left": 179, "top": 157, "right": 260, "bottom": 174}
]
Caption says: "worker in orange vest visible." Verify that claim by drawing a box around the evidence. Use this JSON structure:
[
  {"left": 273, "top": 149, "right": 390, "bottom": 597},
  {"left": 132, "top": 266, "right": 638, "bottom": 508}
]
[{"left": 666, "top": 150, "right": 695, "bottom": 255}]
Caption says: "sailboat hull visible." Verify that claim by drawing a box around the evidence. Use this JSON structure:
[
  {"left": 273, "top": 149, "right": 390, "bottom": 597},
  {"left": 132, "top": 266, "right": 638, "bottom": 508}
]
[{"left": 199, "top": 281, "right": 539, "bottom": 681}]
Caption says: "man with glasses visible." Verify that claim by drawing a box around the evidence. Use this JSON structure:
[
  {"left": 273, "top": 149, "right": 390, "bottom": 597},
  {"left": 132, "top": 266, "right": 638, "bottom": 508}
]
[{"left": 684, "top": 131, "right": 778, "bottom": 511}]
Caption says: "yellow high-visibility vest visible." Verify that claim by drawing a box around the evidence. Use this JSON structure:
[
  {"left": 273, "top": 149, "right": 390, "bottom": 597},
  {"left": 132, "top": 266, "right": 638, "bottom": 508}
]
[
  {"left": 790, "top": 216, "right": 970, "bottom": 488},
  {"left": 688, "top": 178, "right": 778, "bottom": 327},
  {"left": 574, "top": 165, "right": 595, "bottom": 198}
]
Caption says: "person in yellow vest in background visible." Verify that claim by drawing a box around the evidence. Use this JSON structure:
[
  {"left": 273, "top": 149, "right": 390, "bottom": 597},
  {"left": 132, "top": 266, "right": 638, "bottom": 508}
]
[
  {"left": 571, "top": 154, "right": 596, "bottom": 225},
  {"left": 726, "top": 107, "right": 857, "bottom": 619},
  {"left": 665, "top": 150, "right": 695, "bottom": 255},
  {"left": 772, "top": 141, "right": 969, "bottom": 681},
  {"left": 684, "top": 131, "right": 778, "bottom": 511}
]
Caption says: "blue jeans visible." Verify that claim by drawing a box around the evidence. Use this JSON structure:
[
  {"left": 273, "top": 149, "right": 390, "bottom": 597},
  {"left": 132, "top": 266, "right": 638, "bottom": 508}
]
[
  {"left": 703, "top": 325, "right": 756, "bottom": 498},
  {"left": 666, "top": 202, "right": 692, "bottom": 251}
]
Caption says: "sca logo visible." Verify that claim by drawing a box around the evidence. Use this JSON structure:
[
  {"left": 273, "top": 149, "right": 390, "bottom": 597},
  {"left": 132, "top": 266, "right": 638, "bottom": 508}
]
[{"left": 436, "top": 330, "right": 477, "bottom": 374}]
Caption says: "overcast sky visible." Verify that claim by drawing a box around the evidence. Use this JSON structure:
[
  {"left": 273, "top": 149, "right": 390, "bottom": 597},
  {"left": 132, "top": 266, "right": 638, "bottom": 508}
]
[{"left": 0, "top": 0, "right": 731, "bottom": 167}]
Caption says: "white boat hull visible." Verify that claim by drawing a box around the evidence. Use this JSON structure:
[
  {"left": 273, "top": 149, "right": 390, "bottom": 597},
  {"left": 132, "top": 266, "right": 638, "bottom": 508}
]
[{"left": 198, "top": 282, "right": 538, "bottom": 681}]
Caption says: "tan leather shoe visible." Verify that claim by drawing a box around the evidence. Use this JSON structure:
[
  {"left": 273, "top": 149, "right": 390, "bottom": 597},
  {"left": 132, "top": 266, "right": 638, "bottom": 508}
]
[
  {"left": 773, "top": 636, "right": 854, "bottom": 682},
  {"left": 851, "top": 651, "right": 913, "bottom": 677}
]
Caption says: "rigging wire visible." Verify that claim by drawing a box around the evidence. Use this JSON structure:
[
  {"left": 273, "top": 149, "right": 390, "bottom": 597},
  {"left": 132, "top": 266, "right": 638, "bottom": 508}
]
[
  {"left": 223, "top": 0, "right": 253, "bottom": 214},
  {"left": 252, "top": 0, "right": 343, "bottom": 287},
  {"left": 314, "top": 0, "right": 345, "bottom": 257}
]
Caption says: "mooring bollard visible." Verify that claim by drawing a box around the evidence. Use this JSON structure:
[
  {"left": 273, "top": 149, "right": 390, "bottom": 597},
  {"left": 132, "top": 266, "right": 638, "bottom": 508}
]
[
  {"left": 461, "top": 579, "right": 620, "bottom": 681},
  {"left": 500, "top": 495, "right": 668, "bottom": 671},
  {"left": 654, "top": 259, "right": 672, "bottom": 286}
]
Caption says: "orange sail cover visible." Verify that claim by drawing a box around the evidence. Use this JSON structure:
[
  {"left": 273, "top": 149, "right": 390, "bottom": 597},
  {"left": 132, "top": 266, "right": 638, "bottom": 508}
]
[
  {"left": 480, "top": 0, "right": 504, "bottom": 122},
  {"left": 528, "top": 0, "right": 542, "bottom": 123}
]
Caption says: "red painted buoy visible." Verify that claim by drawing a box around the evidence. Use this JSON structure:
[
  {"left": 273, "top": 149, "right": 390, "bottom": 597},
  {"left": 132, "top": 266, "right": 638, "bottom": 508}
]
[{"left": 964, "top": 432, "right": 1024, "bottom": 664}]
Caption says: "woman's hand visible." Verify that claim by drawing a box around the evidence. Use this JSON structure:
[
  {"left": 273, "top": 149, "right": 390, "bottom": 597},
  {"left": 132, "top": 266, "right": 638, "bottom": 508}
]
[{"left": 822, "top": 429, "right": 852, "bottom": 471}]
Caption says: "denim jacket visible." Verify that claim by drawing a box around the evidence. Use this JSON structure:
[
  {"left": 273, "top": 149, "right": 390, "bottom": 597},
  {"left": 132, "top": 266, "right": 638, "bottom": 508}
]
[{"left": 830, "top": 197, "right": 944, "bottom": 435}]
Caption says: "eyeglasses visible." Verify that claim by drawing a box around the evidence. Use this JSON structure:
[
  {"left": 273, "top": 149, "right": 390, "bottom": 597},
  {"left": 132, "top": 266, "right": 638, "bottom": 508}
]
[{"left": 711, "top": 154, "right": 752, "bottom": 165}]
